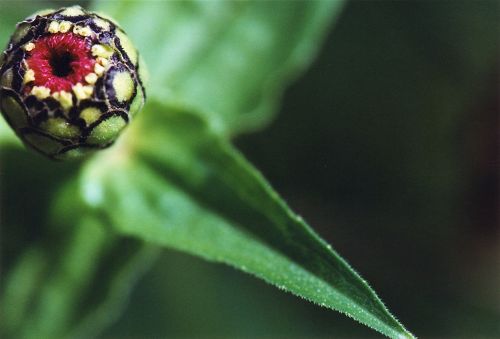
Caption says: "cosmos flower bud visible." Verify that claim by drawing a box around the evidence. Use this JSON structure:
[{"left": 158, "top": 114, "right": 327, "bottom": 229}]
[{"left": 0, "top": 6, "right": 146, "bottom": 160}]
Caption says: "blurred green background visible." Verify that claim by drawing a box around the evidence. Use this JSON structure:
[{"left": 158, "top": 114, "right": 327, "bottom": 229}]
[{"left": 1, "top": 0, "right": 499, "bottom": 337}]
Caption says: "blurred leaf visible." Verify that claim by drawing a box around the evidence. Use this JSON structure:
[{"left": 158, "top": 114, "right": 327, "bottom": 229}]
[
  {"left": 0, "top": 118, "right": 18, "bottom": 146},
  {"left": 80, "top": 99, "right": 414, "bottom": 339},
  {"left": 1, "top": 194, "right": 158, "bottom": 339},
  {"left": 0, "top": 144, "right": 157, "bottom": 339},
  {"left": 94, "top": 0, "right": 344, "bottom": 135}
]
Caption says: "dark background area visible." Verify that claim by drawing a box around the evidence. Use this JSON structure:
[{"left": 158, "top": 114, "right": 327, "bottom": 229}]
[{"left": 103, "top": 1, "right": 499, "bottom": 338}]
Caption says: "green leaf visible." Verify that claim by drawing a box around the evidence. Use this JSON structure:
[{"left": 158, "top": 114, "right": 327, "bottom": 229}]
[
  {"left": 93, "top": 0, "right": 344, "bottom": 135},
  {"left": 80, "top": 99, "right": 414, "bottom": 338}
]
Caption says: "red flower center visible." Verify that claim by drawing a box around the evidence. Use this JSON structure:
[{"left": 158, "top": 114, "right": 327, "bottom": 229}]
[{"left": 27, "top": 33, "right": 95, "bottom": 92}]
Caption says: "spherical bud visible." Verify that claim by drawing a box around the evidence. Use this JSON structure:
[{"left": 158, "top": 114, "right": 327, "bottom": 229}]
[{"left": 0, "top": 6, "right": 146, "bottom": 160}]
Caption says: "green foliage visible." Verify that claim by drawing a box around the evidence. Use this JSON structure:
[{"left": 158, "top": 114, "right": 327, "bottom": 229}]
[
  {"left": 79, "top": 99, "right": 412, "bottom": 338},
  {"left": 1, "top": 1, "right": 414, "bottom": 338}
]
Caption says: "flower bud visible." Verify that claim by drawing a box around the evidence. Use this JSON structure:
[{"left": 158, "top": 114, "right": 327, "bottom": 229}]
[{"left": 0, "top": 6, "right": 146, "bottom": 159}]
